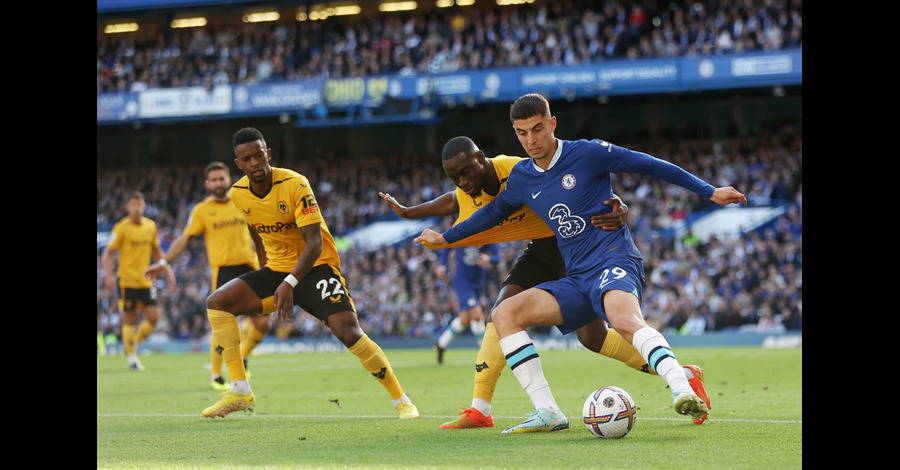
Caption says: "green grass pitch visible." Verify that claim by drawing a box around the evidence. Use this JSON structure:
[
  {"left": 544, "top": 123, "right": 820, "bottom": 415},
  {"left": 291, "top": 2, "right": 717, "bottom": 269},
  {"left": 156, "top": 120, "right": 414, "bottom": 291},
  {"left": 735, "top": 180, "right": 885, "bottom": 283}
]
[{"left": 97, "top": 346, "right": 801, "bottom": 469}]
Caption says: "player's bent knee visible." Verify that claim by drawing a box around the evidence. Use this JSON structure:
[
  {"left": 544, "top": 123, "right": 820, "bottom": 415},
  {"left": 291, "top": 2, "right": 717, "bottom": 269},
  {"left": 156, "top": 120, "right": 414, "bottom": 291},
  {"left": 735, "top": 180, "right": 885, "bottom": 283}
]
[
  {"left": 208, "top": 282, "right": 261, "bottom": 314},
  {"left": 607, "top": 316, "right": 645, "bottom": 339},
  {"left": 576, "top": 329, "right": 603, "bottom": 353},
  {"left": 206, "top": 290, "right": 228, "bottom": 311},
  {"left": 327, "top": 311, "right": 363, "bottom": 346},
  {"left": 490, "top": 305, "right": 519, "bottom": 331}
]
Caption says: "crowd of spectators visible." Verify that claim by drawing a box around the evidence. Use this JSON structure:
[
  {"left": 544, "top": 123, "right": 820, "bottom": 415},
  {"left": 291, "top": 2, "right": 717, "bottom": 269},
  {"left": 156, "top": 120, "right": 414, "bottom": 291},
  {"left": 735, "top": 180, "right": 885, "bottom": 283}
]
[
  {"left": 97, "top": 117, "right": 802, "bottom": 350},
  {"left": 97, "top": 0, "right": 802, "bottom": 92}
]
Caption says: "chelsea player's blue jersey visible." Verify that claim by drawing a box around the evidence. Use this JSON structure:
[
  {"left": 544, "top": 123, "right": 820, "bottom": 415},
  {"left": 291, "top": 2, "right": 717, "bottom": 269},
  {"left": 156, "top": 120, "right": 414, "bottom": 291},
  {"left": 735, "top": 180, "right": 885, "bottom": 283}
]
[
  {"left": 440, "top": 245, "right": 500, "bottom": 290},
  {"left": 444, "top": 138, "right": 715, "bottom": 277}
]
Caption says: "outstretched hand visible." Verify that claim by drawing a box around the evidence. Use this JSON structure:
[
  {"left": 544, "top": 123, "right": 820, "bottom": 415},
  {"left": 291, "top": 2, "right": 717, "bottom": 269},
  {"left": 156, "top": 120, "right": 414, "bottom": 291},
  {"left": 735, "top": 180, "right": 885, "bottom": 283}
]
[
  {"left": 711, "top": 186, "right": 748, "bottom": 206},
  {"left": 379, "top": 192, "right": 409, "bottom": 218},
  {"left": 144, "top": 262, "right": 167, "bottom": 279},
  {"left": 414, "top": 228, "right": 447, "bottom": 246},
  {"left": 144, "top": 263, "right": 176, "bottom": 291}
]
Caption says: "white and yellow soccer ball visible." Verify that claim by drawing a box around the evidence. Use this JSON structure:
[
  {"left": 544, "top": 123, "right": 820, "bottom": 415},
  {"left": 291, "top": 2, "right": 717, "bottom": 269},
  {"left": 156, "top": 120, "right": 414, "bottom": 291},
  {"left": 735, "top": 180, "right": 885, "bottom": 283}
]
[{"left": 582, "top": 386, "right": 637, "bottom": 439}]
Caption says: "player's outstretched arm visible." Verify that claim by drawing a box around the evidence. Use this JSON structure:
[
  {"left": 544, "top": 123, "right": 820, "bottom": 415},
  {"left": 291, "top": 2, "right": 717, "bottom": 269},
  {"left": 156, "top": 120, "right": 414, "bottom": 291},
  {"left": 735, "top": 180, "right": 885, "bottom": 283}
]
[
  {"left": 379, "top": 190, "right": 458, "bottom": 219},
  {"left": 710, "top": 186, "right": 748, "bottom": 206},
  {"left": 145, "top": 231, "right": 191, "bottom": 279},
  {"left": 590, "top": 194, "right": 629, "bottom": 231},
  {"left": 414, "top": 228, "right": 447, "bottom": 246}
]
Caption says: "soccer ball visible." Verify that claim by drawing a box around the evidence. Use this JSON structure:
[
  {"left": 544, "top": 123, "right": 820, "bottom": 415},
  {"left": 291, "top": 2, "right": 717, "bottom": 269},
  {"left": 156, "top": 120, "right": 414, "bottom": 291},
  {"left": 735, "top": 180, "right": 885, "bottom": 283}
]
[{"left": 582, "top": 386, "right": 637, "bottom": 439}]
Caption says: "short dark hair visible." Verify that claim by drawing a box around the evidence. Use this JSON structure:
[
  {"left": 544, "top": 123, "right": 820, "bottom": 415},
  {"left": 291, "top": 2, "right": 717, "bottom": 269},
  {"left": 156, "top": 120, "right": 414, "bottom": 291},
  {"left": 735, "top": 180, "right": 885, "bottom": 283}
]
[
  {"left": 441, "top": 136, "right": 479, "bottom": 161},
  {"left": 510, "top": 93, "right": 550, "bottom": 123},
  {"left": 232, "top": 127, "right": 265, "bottom": 150},
  {"left": 204, "top": 161, "right": 229, "bottom": 178}
]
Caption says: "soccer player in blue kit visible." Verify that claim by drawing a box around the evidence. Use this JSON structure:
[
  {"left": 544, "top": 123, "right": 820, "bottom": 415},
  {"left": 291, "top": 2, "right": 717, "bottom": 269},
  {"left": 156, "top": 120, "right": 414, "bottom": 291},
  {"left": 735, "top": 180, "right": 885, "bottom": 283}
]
[
  {"left": 416, "top": 93, "right": 747, "bottom": 433},
  {"left": 433, "top": 244, "right": 500, "bottom": 363}
]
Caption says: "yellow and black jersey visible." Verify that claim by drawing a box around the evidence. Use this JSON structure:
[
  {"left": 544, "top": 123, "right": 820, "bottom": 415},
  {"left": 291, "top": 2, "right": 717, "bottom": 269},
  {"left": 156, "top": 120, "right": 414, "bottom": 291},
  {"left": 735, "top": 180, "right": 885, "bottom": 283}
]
[
  {"left": 184, "top": 196, "right": 259, "bottom": 271},
  {"left": 426, "top": 155, "right": 555, "bottom": 249},
  {"left": 107, "top": 216, "right": 160, "bottom": 288},
  {"left": 229, "top": 167, "right": 340, "bottom": 273}
]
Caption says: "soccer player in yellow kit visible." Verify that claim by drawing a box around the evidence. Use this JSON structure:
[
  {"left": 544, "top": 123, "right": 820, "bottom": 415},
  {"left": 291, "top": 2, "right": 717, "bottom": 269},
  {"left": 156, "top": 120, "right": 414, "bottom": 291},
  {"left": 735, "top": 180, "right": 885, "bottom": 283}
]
[
  {"left": 382, "top": 136, "right": 711, "bottom": 428},
  {"left": 201, "top": 127, "right": 419, "bottom": 419},
  {"left": 102, "top": 191, "right": 175, "bottom": 371},
  {"left": 145, "top": 162, "right": 273, "bottom": 391}
]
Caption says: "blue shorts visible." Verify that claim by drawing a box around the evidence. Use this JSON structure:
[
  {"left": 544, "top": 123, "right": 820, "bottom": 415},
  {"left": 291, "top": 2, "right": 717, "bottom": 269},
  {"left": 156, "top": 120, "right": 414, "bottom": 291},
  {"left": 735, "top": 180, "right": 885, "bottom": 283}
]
[
  {"left": 535, "top": 255, "right": 645, "bottom": 335},
  {"left": 453, "top": 282, "right": 481, "bottom": 310}
]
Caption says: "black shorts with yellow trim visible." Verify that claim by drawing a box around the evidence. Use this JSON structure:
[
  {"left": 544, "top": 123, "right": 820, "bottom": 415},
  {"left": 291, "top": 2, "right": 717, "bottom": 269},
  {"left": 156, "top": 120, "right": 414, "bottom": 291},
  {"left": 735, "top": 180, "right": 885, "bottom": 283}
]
[
  {"left": 238, "top": 265, "right": 356, "bottom": 324},
  {"left": 119, "top": 285, "right": 159, "bottom": 311},
  {"left": 215, "top": 264, "right": 256, "bottom": 290},
  {"left": 502, "top": 236, "right": 567, "bottom": 289}
]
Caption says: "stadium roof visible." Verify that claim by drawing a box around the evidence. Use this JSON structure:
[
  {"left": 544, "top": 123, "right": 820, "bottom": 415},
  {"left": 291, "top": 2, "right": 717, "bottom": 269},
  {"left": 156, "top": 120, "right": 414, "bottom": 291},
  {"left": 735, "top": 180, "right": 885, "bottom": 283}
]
[
  {"left": 98, "top": 0, "right": 277, "bottom": 14},
  {"left": 97, "top": 0, "right": 396, "bottom": 14}
]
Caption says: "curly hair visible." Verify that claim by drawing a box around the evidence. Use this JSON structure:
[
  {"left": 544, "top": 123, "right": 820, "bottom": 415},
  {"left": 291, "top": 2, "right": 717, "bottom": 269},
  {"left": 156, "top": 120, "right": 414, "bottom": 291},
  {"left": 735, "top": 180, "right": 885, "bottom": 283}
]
[{"left": 232, "top": 127, "right": 265, "bottom": 150}]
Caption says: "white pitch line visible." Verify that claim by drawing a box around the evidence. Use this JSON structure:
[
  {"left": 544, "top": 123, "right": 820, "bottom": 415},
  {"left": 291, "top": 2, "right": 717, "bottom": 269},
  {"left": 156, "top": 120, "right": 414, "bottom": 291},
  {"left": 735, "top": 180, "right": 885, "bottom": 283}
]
[{"left": 96, "top": 413, "right": 801, "bottom": 424}]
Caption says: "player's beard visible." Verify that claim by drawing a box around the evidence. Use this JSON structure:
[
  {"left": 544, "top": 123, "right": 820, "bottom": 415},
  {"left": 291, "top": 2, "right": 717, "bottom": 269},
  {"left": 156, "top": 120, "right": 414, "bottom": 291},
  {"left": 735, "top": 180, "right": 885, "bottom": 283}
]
[{"left": 211, "top": 187, "right": 228, "bottom": 199}]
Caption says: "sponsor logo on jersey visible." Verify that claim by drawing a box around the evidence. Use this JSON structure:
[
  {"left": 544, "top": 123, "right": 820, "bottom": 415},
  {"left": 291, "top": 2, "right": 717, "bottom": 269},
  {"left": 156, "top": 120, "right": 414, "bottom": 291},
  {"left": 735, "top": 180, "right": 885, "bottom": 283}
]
[
  {"left": 252, "top": 221, "right": 298, "bottom": 234},
  {"left": 300, "top": 194, "right": 320, "bottom": 215},
  {"left": 213, "top": 218, "right": 247, "bottom": 229},
  {"left": 549, "top": 204, "right": 585, "bottom": 238},
  {"left": 494, "top": 212, "right": 526, "bottom": 227}
]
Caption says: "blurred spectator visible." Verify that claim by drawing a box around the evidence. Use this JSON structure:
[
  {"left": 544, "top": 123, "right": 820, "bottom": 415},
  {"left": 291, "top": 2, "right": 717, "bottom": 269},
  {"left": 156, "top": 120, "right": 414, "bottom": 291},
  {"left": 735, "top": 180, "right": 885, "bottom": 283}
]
[
  {"left": 756, "top": 305, "right": 787, "bottom": 334},
  {"left": 97, "top": 0, "right": 802, "bottom": 92},
  {"left": 779, "top": 306, "right": 802, "bottom": 331},
  {"left": 681, "top": 310, "right": 708, "bottom": 335}
]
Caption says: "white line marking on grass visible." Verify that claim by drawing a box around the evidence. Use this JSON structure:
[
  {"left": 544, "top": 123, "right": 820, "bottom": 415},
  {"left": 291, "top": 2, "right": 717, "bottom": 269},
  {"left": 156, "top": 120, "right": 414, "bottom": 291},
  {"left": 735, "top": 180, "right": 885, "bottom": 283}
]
[
  {"left": 96, "top": 413, "right": 801, "bottom": 424},
  {"left": 99, "top": 361, "right": 423, "bottom": 377}
]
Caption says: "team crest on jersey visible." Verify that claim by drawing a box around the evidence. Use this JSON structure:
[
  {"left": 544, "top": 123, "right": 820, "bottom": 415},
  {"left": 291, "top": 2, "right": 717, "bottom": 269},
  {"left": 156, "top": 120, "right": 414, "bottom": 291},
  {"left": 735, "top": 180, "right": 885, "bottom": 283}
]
[
  {"left": 277, "top": 201, "right": 289, "bottom": 214},
  {"left": 562, "top": 174, "right": 576, "bottom": 190}
]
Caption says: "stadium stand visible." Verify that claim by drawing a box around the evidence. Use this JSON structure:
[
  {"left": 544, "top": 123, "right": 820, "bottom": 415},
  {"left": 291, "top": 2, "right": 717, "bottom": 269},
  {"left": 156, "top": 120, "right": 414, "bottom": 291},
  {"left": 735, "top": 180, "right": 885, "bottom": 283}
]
[{"left": 98, "top": 0, "right": 801, "bottom": 92}]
